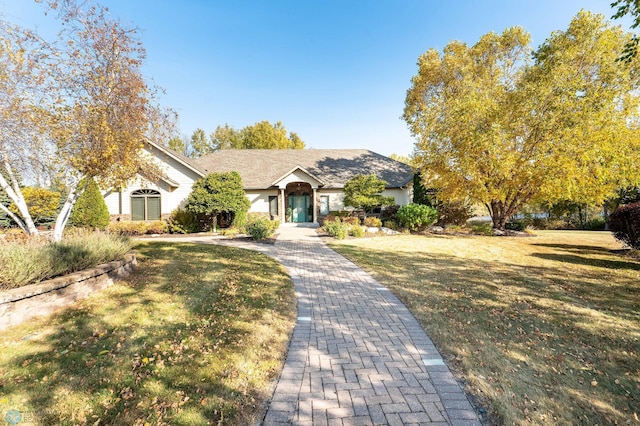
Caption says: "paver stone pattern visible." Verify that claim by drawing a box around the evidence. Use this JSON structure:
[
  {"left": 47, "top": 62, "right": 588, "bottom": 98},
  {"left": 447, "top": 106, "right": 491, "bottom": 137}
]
[{"left": 260, "top": 225, "right": 481, "bottom": 426}]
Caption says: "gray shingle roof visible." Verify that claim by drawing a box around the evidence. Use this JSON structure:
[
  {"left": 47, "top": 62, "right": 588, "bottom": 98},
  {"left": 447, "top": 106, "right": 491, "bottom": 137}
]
[{"left": 194, "top": 149, "right": 413, "bottom": 190}]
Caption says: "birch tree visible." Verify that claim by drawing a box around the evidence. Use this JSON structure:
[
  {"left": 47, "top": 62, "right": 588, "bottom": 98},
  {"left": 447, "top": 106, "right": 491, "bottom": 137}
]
[{"left": 1, "top": 0, "right": 171, "bottom": 240}]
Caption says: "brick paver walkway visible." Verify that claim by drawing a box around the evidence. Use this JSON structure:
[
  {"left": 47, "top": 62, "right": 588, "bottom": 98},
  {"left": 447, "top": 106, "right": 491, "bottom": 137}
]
[{"left": 260, "top": 225, "right": 481, "bottom": 426}]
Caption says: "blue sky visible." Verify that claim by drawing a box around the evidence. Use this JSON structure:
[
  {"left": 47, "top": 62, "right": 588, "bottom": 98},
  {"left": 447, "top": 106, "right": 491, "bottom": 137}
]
[{"left": 1, "top": 1, "right": 632, "bottom": 157}]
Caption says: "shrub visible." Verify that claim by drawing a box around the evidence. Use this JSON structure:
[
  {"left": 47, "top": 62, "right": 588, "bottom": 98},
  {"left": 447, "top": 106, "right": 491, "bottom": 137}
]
[
  {"left": 363, "top": 217, "right": 382, "bottom": 228},
  {"left": 350, "top": 225, "right": 365, "bottom": 238},
  {"left": 232, "top": 209, "right": 248, "bottom": 228},
  {"left": 220, "top": 227, "right": 240, "bottom": 238},
  {"left": 168, "top": 208, "right": 200, "bottom": 234},
  {"left": 245, "top": 216, "right": 277, "bottom": 240},
  {"left": 396, "top": 203, "right": 438, "bottom": 231},
  {"left": 381, "top": 205, "right": 400, "bottom": 222},
  {"left": 323, "top": 220, "right": 348, "bottom": 239},
  {"left": 145, "top": 220, "right": 169, "bottom": 234},
  {"left": 436, "top": 200, "right": 473, "bottom": 226},
  {"left": 0, "top": 231, "right": 131, "bottom": 289},
  {"left": 505, "top": 221, "right": 526, "bottom": 232},
  {"left": 69, "top": 178, "right": 110, "bottom": 229},
  {"left": 10, "top": 186, "right": 60, "bottom": 226},
  {"left": 470, "top": 221, "right": 494, "bottom": 236},
  {"left": 586, "top": 217, "right": 606, "bottom": 231},
  {"left": 383, "top": 220, "right": 398, "bottom": 230},
  {"left": 609, "top": 201, "right": 640, "bottom": 249},
  {"left": 106, "top": 220, "right": 148, "bottom": 236},
  {"left": 342, "top": 216, "right": 361, "bottom": 226}
]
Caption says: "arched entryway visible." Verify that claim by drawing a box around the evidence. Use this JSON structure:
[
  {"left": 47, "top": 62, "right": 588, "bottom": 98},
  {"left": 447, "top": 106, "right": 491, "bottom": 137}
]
[{"left": 286, "top": 182, "right": 312, "bottom": 223}]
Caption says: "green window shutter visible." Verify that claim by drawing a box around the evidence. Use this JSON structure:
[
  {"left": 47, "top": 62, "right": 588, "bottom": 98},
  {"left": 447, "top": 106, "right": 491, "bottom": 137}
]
[
  {"left": 147, "top": 197, "right": 161, "bottom": 220},
  {"left": 131, "top": 197, "right": 145, "bottom": 221}
]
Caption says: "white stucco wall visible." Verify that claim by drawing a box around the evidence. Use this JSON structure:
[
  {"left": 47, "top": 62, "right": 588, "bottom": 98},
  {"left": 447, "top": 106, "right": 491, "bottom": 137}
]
[
  {"left": 246, "top": 190, "right": 278, "bottom": 214},
  {"left": 315, "top": 187, "right": 411, "bottom": 213},
  {"left": 103, "top": 145, "right": 202, "bottom": 218}
]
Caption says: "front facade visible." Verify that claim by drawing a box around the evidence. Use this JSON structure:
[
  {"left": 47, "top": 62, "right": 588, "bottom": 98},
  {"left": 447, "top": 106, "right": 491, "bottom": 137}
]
[{"left": 104, "top": 142, "right": 414, "bottom": 224}]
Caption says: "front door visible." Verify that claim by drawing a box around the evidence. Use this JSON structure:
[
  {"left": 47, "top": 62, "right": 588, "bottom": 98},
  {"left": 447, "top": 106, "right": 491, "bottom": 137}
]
[{"left": 289, "top": 195, "right": 309, "bottom": 223}]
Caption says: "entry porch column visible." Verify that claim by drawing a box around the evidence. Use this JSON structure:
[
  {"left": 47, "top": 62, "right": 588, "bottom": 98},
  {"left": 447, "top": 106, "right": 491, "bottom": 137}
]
[
  {"left": 312, "top": 188, "right": 317, "bottom": 224},
  {"left": 280, "top": 188, "right": 286, "bottom": 224}
]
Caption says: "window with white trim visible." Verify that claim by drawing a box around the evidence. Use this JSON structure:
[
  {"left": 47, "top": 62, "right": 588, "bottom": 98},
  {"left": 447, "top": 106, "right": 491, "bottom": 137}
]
[{"left": 131, "top": 189, "right": 161, "bottom": 221}]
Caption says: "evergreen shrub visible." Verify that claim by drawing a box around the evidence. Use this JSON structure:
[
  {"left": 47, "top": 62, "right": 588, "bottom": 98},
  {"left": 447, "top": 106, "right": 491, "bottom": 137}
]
[{"left": 69, "top": 179, "right": 110, "bottom": 229}]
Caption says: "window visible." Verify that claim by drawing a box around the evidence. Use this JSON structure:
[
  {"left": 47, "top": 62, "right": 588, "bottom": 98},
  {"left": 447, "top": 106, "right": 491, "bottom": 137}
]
[
  {"left": 269, "top": 195, "right": 279, "bottom": 217},
  {"left": 131, "top": 189, "right": 161, "bottom": 221},
  {"left": 320, "top": 195, "right": 330, "bottom": 215}
]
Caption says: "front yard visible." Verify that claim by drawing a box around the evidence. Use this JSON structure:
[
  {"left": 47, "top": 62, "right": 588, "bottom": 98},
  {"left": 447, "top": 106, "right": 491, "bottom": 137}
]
[
  {"left": 0, "top": 242, "right": 295, "bottom": 425},
  {"left": 330, "top": 231, "right": 639, "bottom": 425}
]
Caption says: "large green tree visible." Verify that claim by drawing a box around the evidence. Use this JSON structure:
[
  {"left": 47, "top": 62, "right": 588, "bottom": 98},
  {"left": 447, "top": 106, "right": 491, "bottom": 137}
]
[
  {"left": 404, "top": 12, "right": 640, "bottom": 230},
  {"left": 184, "top": 171, "right": 250, "bottom": 232},
  {"left": 343, "top": 174, "right": 395, "bottom": 217}
]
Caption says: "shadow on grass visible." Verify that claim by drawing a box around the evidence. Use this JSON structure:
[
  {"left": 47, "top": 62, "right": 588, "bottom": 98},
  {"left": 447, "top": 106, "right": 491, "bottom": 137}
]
[
  {"left": 0, "top": 242, "right": 295, "bottom": 425},
  {"left": 331, "top": 241, "right": 640, "bottom": 425}
]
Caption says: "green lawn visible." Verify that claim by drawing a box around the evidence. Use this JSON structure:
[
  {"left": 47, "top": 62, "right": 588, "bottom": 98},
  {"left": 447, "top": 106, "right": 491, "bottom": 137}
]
[
  {"left": 330, "top": 231, "right": 640, "bottom": 425},
  {"left": 0, "top": 242, "right": 296, "bottom": 425}
]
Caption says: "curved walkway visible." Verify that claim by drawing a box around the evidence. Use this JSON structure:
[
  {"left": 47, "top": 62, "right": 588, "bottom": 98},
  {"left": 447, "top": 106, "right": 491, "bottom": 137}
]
[
  {"left": 146, "top": 226, "right": 481, "bottom": 425},
  {"left": 261, "top": 225, "right": 480, "bottom": 426}
]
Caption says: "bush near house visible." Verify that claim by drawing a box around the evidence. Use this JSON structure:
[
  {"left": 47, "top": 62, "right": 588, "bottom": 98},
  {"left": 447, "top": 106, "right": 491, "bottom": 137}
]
[
  {"left": 363, "top": 217, "right": 382, "bottom": 228},
  {"left": 396, "top": 203, "right": 438, "bottom": 231},
  {"left": 167, "top": 208, "right": 200, "bottom": 234},
  {"left": 106, "top": 220, "right": 168, "bottom": 236},
  {"left": 609, "top": 201, "right": 640, "bottom": 249},
  {"left": 323, "top": 220, "right": 349, "bottom": 239}
]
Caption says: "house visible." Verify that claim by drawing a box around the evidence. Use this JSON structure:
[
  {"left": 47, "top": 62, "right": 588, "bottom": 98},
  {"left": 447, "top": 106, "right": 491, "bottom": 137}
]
[{"left": 103, "top": 141, "right": 414, "bottom": 224}]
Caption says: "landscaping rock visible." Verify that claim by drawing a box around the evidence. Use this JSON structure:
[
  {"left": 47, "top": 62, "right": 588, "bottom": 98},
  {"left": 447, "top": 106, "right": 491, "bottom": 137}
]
[{"left": 380, "top": 227, "right": 400, "bottom": 235}]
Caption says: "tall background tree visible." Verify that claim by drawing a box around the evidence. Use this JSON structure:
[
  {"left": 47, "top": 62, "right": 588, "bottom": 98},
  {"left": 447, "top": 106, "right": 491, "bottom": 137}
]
[
  {"left": 404, "top": 12, "right": 640, "bottom": 230},
  {"left": 210, "top": 120, "right": 305, "bottom": 151},
  {"left": 0, "top": 0, "right": 173, "bottom": 240}
]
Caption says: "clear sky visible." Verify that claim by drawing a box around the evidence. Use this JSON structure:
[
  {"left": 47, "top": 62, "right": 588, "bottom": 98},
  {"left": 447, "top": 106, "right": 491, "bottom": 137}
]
[{"left": 1, "top": 1, "right": 632, "bottom": 157}]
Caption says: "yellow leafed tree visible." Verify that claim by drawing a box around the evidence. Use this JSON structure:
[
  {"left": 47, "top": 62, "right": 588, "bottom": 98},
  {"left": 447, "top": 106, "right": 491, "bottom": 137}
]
[{"left": 404, "top": 11, "right": 640, "bottom": 230}]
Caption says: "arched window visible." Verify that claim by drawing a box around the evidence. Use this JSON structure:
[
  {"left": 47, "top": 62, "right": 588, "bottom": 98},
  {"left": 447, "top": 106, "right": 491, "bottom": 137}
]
[{"left": 131, "top": 189, "right": 161, "bottom": 221}]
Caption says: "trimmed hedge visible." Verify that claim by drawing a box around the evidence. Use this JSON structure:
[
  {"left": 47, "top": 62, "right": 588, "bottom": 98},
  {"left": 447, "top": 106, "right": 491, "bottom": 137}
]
[{"left": 609, "top": 201, "right": 640, "bottom": 249}]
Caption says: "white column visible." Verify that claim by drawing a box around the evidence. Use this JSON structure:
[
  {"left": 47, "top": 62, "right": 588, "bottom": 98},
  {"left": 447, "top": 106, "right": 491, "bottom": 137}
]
[
  {"left": 312, "top": 188, "right": 317, "bottom": 223},
  {"left": 280, "top": 188, "right": 285, "bottom": 224}
]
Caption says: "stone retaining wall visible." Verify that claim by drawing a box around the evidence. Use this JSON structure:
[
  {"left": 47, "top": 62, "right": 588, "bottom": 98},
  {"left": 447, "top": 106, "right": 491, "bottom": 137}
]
[{"left": 0, "top": 253, "right": 137, "bottom": 331}]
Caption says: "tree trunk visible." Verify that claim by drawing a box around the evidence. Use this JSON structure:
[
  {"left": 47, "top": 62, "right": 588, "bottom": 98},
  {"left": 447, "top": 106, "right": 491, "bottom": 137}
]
[
  {"left": 212, "top": 213, "right": 218, "bottom": 234},
  {"left": 0, "top": 166, "right": 39, "bottom": 236},
  {"left": 0, "top": 203, "right": 28, "bottom": 233},
  {"left": 52, "top": 181, "right": 83, "bottom": 242}
]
